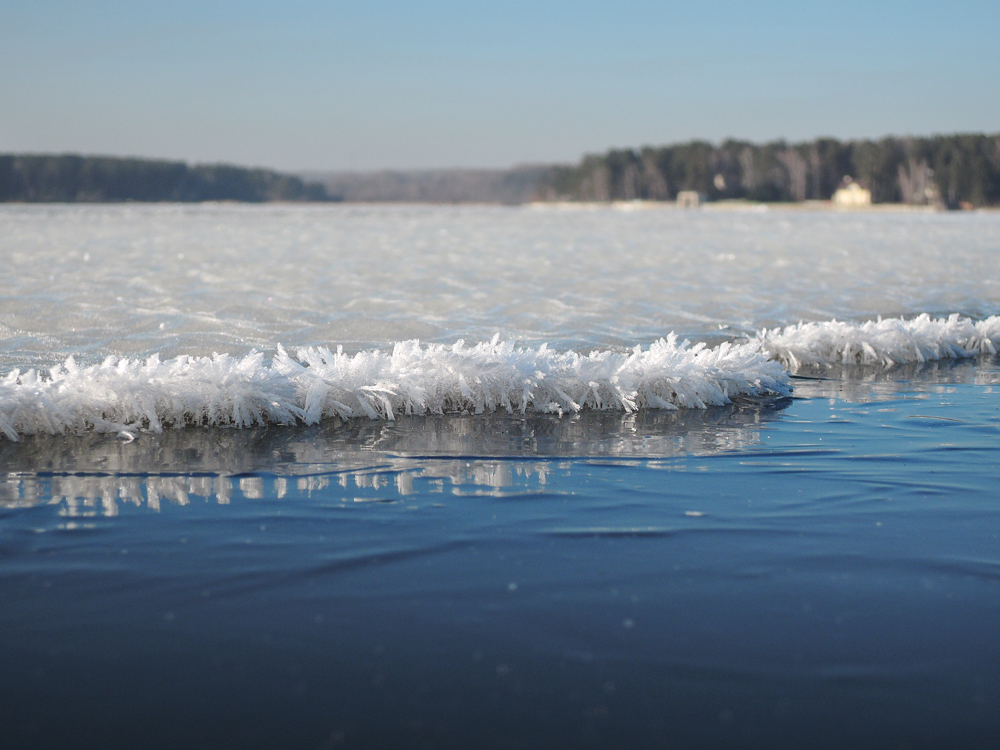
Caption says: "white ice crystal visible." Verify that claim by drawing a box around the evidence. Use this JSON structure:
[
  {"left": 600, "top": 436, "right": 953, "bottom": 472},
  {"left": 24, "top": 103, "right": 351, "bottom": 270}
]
[
  {"left": 759, "top": 314, "right": 1000, "bottom": 370},
  {"left": 0, "top": 335, "right": 790, "bottom": 440}
]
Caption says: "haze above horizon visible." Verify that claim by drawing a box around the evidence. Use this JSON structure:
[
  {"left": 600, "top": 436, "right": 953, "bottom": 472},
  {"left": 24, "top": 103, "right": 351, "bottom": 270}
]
[{"left": 2, "top": 1, "right": 997, "bottom": 172}]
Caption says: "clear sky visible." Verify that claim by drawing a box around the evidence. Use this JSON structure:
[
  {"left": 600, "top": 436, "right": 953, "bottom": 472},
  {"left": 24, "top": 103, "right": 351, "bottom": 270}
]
[{"left": 2, "top": 1, "right": 997, "bottom": 171}]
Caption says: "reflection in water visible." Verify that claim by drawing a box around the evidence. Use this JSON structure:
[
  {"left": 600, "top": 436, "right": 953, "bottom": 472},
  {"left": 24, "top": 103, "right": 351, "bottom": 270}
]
[
  {"left": 0, "top": 399, "right": 789, "bottom": 514},
  {"left": 0, "top": 473, "right": 239, "bottom": 516},
  {"left": 0, "top": 462, "right": 555, "bottom": 516},
  {"left": 1, "top": 398, "right": 790, "bottom": 472},
  {"left": 790, "top": 355, "right": 1000, "bottom": 401}
]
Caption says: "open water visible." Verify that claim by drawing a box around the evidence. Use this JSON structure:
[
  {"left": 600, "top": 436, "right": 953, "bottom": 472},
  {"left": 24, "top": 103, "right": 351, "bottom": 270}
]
[{"left": 1, "top": 203, "right": 999, "bottom": 749}]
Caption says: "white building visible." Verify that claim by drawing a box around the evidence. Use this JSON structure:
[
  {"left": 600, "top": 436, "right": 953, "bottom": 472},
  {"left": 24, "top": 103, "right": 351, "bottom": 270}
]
[
  {"left": 676, "top": 190, "right": 700, "bottom": 208},
  {"left": 833, "top": 180, "right": 871, "bottom": 207}
]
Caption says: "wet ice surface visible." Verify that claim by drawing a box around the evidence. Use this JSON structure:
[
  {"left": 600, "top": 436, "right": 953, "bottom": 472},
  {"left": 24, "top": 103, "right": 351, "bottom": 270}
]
[{"left": 2, "top": 361, "right": 998, "bottom": 749}]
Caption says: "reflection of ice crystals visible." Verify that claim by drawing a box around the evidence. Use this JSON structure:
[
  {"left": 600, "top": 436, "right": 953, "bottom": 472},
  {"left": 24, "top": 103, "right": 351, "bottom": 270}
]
[
  {"left": 147, "top": 477, "right": 190, "bottom": 506},
  {"left": 51, "top": 477, "right": 107, "bottom": 517},
  {"left": 147, "top": 485, "right": 161, "bottom": 511},
  {"left": 59, "top": 497, "right": 89, "bottom": 517},
  {"left": 52, "top": 482, "right": 120, "bottom": 517},
  {"left": 297, "top": 475, "right": 329, "bottom": 495},
  {"left": 119, "top": 477, "right": 142, "bottom": 505},
  {"left": 0, "top": 473, "right": 250, "bottom": 512},
  {"left": 396, "top": 472, "right": 414, "bottom": 496},
  {"left": 472, "top": 462, "right": 512, "bottom": 488},
  {"left": 1, "top": 395, "right": 790, "bottom": 515},
  {"left": 239, "top": 477, "right": 264, "bottom": 499},
  {"left": 0, "top": 475, "right": 32, "bottom": 507},
  {"left": 407, "top": 459, "right": 559, "bottom": 494},
  {"left": 5, "top": 461, "right": 559, "bottom": 514},
  {"left": 188, "top": 476, "right": 214, "bottom": 499},
  {"left": 514, "top": 464, "right": 548, "bottom": 485},
  {"left": 214, "top": 476, "right": 232, "bottom": 504}
]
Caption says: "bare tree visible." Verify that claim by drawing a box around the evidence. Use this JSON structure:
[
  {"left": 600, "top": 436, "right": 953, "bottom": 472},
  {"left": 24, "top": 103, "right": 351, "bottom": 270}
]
[
  {"left": 641, "top": 153, "right": 669, "bottom": 200},
  {"left": 621, "top": 162, "right": 640, "bottom": 200},
  {"left": 808, "top": 146, "right": 822, "bottom": 199},
  {"left": 581, "top": 163, "right": 611, "bottom": 201},
  {"left": 777, "top": 149, "right": 808, "bottom": 202},
  {"left": 898, "top": 158, "right": 933, "bottom": 204},
  {"left": 739, "top": 148, "right": 756, "bottom": 192}
]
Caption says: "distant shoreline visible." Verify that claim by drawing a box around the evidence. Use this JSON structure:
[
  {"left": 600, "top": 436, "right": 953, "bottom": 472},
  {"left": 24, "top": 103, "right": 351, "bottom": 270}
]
[
  {"left": 0, "top": 154, "right": 333, "bottom": 204},
  {"left": 5, "top": 200, "right": 997, "bottom": 216},
  {"left": 4, "top": 131, "right": 999, "bottom": 208},
  {"left": 527, "top": 199, "right": 998, "bottom": 214}
]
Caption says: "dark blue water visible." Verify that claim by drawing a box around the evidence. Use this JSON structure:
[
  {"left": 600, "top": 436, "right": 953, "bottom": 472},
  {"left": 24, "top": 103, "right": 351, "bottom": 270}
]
[{"left": 1, "top": 361, "right": 999, "bottom": 749}]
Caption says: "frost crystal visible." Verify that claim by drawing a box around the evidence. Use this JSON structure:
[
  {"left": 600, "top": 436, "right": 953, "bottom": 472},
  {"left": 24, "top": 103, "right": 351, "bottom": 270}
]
[
  {"left": 0, "top": 335, "right": 790, "bottom": 440},
  {"left": 759, "top": 314, "right": 1000, "bottom": 369}
]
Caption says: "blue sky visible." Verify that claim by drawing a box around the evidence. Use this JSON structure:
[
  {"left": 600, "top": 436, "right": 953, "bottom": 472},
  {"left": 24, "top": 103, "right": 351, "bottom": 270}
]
[{"left": 2, "top": 1, "right": 997, "bottom": 170}]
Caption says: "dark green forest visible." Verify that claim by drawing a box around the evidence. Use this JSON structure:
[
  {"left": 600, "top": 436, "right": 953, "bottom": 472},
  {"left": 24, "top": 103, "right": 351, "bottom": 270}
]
[
  {"left": 0, "top": 155, "right": 332, "bottom": 202},
  {"left": 541, "top": 133, "right": 1000, "bottom": 207},
  {"left": 4, "top": 135, "right": 1000, "bottom": 205}
]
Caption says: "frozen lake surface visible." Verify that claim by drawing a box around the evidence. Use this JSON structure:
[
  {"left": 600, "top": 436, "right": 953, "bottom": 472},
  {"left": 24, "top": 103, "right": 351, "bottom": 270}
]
[{"left": 3, "top": 202, "right": 999, "bottom": 362}]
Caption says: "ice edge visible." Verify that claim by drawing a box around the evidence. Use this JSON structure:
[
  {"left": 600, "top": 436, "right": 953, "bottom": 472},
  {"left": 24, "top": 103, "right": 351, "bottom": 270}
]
[
  {"left": 3, "top": 314, "right": 997, "bottom": 441},
  {"left": 0, "top": 333, "right": 788, "bottom": 440},
  {"left": 760, "top": 313, "right": 1000, "bottom": 369}
]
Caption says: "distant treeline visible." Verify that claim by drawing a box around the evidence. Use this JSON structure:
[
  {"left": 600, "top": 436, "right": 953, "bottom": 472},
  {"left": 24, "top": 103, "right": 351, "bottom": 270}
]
[
  {"left": 0, "top": 154, "right": 332, "bottom": 202},
  {"left": 303, "top": 165, "right": 551, "bottom": 204},
  {"left": 6, "top": 135, "right": 1000, "bottom": 206},
  {"left": 542, "top": 133, "right": 1000, "bottom": 207}
]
